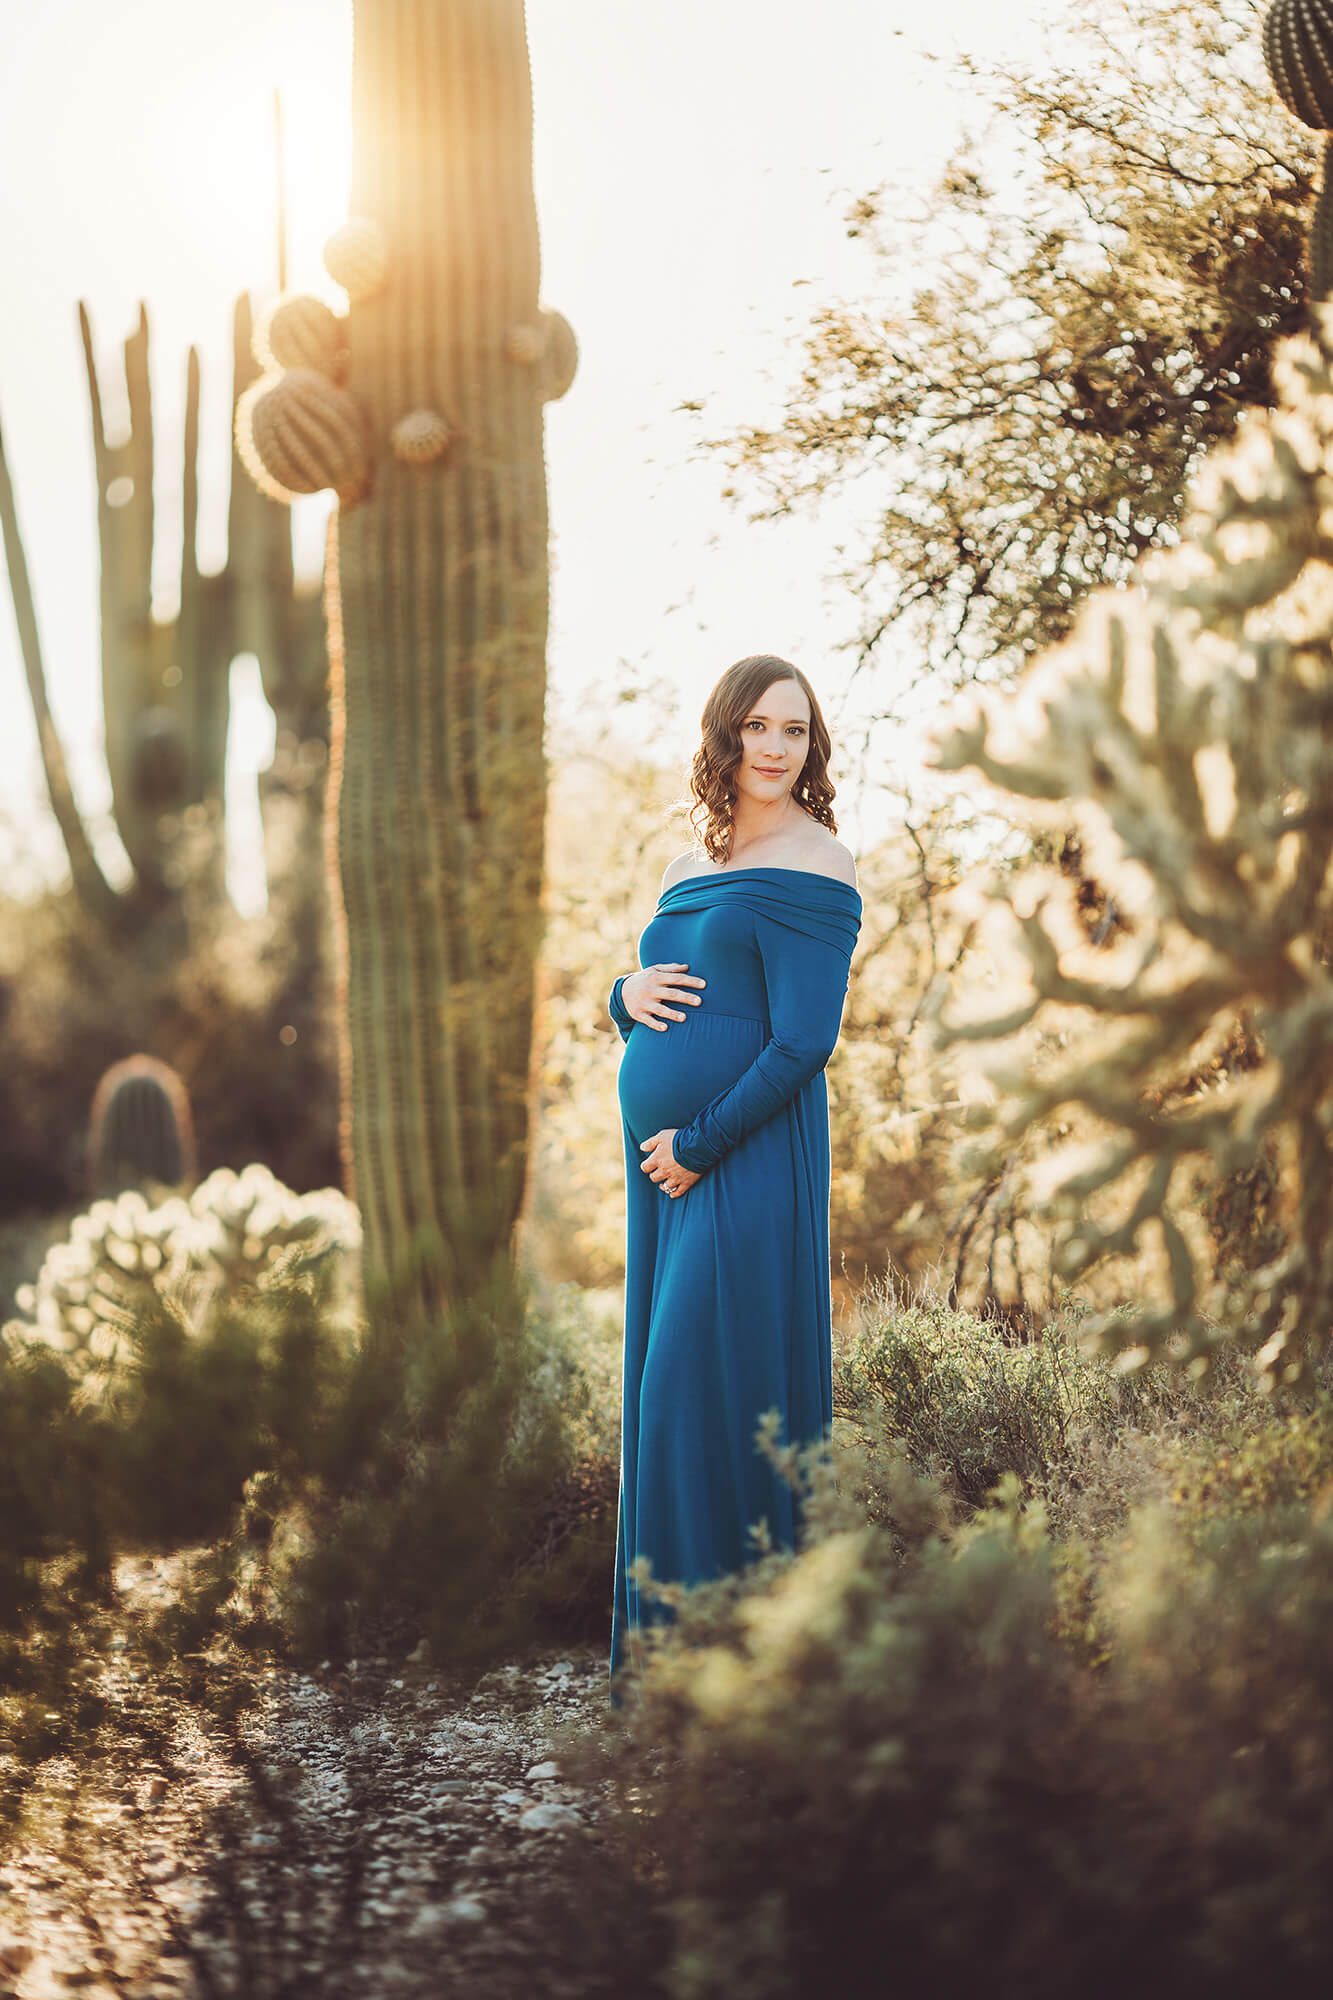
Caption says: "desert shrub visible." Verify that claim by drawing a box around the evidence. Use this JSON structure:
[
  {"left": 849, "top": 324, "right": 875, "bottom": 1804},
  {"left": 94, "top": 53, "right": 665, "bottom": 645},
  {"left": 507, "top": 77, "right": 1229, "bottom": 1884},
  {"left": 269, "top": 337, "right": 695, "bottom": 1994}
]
[
  {"left": 831, "top": 1273, "right": 1306, "bottom": 1520},
  {"left": 1161, "top": 1390, "right": 1333, "bottom": 1540},
  {"left": 834, "top": 1277, "right": 1123, "bottom": 1509},
  {"left": 0, "top": 1257, "right": 358, "bottom": 1619},
  {"left": 565, "top": 1414, "right": 1333, "bottom": 2000},
  {"left": 235, "top": 1265, "right": 621, "bottom": 1670},
  {"left": 1, "top": 1168, "right": 622, "bottom": 1660},
  {"left": 0, "top": 1231, "right": 620, "bottom": 1799},
  {"left": 1095, "top": 1495, "right": 1333, "bottom": 1985},
  {"left": 569, "top": 1443, "right": 1104, "bottom": 2000}
]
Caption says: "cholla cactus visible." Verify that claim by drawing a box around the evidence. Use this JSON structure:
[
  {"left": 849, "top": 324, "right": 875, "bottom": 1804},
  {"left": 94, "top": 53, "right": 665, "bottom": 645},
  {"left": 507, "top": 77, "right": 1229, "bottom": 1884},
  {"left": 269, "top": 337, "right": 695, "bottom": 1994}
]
[
  {"left": 928, "top": 306, "right": 1333, "bottom": 1396},
  {"left": 4, "top": 1164, "right": 362, "bottom": 1397}
]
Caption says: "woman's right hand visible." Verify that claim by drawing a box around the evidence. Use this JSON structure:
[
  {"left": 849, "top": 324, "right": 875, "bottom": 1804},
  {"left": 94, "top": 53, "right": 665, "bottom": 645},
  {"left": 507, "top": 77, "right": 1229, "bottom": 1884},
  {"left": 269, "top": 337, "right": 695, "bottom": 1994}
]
[{"left": 622, "top": 962, "right": 706, "bottom": 1031}]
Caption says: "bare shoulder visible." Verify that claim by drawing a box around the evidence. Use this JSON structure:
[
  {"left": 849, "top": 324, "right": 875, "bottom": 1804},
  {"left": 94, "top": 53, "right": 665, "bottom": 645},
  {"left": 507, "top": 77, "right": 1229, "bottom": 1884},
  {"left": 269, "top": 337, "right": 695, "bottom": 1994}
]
[
  {"left": 810, "top": 833, "right": 858, "bottom": 890},
  {"left": 661, "top": 849, "right": 703, "bottom": 892}
]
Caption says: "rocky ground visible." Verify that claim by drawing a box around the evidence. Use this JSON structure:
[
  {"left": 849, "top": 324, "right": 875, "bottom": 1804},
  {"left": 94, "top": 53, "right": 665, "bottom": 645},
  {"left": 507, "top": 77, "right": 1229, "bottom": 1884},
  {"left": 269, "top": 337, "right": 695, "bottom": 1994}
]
[{"left": 0, "top": 1557, "right": 629, "bottom": 2000}]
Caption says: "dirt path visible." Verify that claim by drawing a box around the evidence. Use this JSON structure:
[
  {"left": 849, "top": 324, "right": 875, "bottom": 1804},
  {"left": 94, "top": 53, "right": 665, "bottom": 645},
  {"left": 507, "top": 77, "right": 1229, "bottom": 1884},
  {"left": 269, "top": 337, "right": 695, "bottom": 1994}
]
[{"left": 0, "top": 1562, "right": 620, "bottom": 2000}]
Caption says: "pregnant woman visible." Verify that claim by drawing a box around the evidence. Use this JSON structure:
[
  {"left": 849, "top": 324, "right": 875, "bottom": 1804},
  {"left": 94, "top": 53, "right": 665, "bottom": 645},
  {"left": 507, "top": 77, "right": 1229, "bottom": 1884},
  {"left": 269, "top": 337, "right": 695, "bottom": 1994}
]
[{"left": 606, "top": 652, "right": 862, "bottom": 1694}]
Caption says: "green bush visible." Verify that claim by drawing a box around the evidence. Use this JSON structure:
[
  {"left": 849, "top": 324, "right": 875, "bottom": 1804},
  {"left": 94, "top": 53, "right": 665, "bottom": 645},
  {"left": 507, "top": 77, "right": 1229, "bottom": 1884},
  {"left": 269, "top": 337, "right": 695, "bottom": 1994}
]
[
  {"left": 0, "top": 1257, "right": 357, "bottom": 1620},
  {"left": 834, "top": 1281, "right": 1119, "bottom": 1509},
  {"left": 1162, "top": 1392, "right": 1333, "bottom": 1538},
  {"left": 832, "top": 1273, "right": 1292, "bottom": 1518},
  {"left": 565, "top": 1414, "right": 1333, "bottom": 2000},
  {"left": 237, "top": 1263, "right": 620, "bottom": 1670},
  {"left": 0, "top": 1246, "right": 620, "bottom": 1803}
]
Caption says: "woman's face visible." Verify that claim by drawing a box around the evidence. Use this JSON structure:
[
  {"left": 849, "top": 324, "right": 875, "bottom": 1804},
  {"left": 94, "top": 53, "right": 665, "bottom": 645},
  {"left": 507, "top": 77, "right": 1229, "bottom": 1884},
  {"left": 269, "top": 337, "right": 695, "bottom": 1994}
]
[{"left": 735, "top": 677, "right": 812, "bottom": 803}]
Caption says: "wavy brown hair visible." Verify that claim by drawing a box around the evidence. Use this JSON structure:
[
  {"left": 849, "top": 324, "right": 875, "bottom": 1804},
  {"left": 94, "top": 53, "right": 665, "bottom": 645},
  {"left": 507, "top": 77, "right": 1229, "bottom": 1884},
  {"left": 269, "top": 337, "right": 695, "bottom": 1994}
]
[{"left": 680, "top": 655, "right": 838, "bottom": 865}]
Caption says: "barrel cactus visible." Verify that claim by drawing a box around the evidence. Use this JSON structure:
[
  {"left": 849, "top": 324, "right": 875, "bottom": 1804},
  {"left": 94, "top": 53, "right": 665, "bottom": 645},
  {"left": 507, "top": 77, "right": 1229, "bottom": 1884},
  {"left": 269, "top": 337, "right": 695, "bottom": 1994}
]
[
  {"left": 87, "top": 1053, "right": 196, "bottom": 1198},
  {"left": 237, "top": 0, "right": 575, "bottom": 1321}
]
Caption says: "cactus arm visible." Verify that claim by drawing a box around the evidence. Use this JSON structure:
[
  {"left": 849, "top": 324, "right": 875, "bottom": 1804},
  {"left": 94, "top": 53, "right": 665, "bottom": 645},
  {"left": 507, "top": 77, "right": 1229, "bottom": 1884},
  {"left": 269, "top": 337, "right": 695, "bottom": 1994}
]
[
  {"left": 0, "top": 400, "right": 123, "bottom": 926},
  {"left": 184, "top": 343, "right": 234, "bottom": 898}
]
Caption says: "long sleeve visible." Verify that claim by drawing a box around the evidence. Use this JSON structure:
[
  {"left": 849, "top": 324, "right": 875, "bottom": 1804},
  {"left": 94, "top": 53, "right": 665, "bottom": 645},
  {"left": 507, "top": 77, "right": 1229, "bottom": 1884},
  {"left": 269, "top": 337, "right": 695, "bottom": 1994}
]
[
  {"left": 670, "top": 913, "right": 851, "bottom": 1174},
  {"left": 608, "top": 973, "right": 636, "bottom": 1045}
]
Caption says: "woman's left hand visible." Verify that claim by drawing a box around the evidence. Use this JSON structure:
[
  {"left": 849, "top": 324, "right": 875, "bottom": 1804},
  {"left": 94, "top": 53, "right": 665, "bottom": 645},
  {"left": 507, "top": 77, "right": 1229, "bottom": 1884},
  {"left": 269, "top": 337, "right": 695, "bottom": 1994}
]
[{"left": 639, "top": 1130, "right": 702, "bottom": 1198}]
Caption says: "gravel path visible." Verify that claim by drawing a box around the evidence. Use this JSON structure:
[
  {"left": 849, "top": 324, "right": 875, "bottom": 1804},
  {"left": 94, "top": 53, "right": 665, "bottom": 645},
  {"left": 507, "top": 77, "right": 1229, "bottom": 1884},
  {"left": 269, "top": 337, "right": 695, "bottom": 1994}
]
[{"left": 0, "top": 1558, "right": 624, "bottom": 2000}]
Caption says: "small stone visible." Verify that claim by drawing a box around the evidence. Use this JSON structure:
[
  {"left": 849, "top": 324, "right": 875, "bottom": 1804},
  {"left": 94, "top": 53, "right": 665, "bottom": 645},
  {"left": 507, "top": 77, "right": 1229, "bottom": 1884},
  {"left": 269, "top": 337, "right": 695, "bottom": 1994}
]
[
  {"left": 409, "top": 1894, "right": 486, "bottom": 1932},
  {"left": 525, "top": 1760, "right": 560, "bottom": 1782},
  {"left": 518, "top": 1801, "right": 582, "bottom": 1835},
  {"left": 444, "top": 1893, "right": 486, "bottom": 1924}
]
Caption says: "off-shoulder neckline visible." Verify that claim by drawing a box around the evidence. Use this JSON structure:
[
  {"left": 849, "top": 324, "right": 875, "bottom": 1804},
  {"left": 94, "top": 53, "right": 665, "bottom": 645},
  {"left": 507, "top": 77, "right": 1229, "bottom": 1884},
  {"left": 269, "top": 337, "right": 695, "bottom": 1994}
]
[{"left": 662, "top": 865, "right": 861, "bottom": 896}]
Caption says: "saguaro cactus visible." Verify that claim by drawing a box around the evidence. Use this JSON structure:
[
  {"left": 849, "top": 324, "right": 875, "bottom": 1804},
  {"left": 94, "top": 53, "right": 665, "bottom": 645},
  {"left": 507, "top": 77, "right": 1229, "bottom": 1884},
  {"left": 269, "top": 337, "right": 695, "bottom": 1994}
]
[
  {"left": 240, "top": 0, "right": 576, "bottom": 1319},
  {"left": 1, "top": 291, "right": 329, "bottom": 936},
  {"left": 1265, "top": 0, "right": 1333, "bottom": 297},
  {"left": 85, "top": 296, "right": 330, "bottom": 915}
]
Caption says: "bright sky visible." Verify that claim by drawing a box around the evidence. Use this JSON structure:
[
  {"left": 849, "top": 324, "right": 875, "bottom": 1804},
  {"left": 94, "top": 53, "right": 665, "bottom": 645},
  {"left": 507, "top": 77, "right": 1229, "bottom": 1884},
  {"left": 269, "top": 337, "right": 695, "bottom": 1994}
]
[{"left": 0, "top": 0, "right": 1050, "bottom": 912}]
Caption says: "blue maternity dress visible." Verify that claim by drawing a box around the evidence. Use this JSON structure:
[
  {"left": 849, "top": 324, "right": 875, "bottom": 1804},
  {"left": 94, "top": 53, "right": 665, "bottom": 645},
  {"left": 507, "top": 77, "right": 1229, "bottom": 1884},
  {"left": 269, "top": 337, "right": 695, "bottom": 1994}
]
[{"left": 606, "top": 864, "right": 863, "bottom": 1688}]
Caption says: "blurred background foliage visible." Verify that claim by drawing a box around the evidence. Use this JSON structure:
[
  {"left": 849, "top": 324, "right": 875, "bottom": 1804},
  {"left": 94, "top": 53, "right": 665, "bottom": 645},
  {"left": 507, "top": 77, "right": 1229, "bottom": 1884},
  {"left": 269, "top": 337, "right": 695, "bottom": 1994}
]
[{"left": 705, "top": 0, "right": 1316, "bottom": 706}]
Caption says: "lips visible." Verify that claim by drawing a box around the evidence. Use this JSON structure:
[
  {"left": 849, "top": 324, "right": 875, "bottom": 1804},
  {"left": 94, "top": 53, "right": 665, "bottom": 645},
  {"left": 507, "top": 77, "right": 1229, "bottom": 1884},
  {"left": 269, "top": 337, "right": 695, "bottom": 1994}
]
[{"left": 754, "top": 767, "right": 785, "bottom": 777}]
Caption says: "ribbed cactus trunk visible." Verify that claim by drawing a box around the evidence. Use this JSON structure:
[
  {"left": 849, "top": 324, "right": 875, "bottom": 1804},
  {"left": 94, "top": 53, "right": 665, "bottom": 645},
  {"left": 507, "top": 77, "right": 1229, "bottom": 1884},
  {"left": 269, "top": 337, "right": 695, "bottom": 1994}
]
[
  {"left": 1265, "top": 0, "right": 1333, "bottom": 300},
  {"left": 331, "top": 0, "right": 551, "bottom": 1319}
]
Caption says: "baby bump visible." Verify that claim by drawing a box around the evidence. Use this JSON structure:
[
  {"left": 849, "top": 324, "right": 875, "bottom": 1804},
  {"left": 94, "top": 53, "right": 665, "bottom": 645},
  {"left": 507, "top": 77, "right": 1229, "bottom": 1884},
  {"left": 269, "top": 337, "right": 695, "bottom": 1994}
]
[{"left": 618, "top": 1009, "right": 766, "bottom": 1142}]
